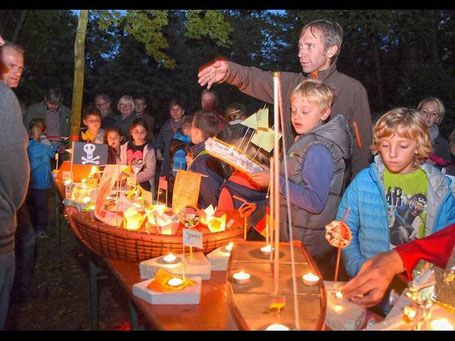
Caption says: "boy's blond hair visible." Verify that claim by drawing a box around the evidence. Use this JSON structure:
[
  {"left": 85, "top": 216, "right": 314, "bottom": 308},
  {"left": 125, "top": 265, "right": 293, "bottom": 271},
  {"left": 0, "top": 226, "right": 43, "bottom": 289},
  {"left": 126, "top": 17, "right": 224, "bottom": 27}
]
[
  {"left": 372, "top": 108, "right": 433, "bottom": 167},
  {"left": 290, "top": 79, "right": 336, "bottom": 112}
]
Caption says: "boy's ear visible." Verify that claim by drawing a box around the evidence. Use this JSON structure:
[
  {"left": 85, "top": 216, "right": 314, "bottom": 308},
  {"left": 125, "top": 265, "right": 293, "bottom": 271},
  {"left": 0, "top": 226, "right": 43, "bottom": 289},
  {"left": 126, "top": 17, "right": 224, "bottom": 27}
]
[{"left": 321, "top": 108, "right": 331, "bottom": 121}]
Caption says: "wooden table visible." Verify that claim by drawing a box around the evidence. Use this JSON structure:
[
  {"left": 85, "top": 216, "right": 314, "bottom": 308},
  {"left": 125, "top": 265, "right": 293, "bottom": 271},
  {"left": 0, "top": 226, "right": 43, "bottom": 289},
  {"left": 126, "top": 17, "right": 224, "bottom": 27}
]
[
  {"left": 101, "top": 258, "right": 237, "bottom": 330},
  {"left": 96, "top": 256, "right": 384, "bottom": 331}
]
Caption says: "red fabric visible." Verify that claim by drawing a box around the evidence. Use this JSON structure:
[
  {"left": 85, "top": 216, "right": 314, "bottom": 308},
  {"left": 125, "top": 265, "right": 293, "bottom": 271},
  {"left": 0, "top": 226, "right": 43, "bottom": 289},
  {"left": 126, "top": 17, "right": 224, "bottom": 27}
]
[
  {"left": 218, "top": 187, "right": 234, "bottom": 210},
  {"left": 217, "top": 171, "right": 263, "bottom": 211},
  {"left": 395, "top": 223, "right": 455, "bottom": 281}
]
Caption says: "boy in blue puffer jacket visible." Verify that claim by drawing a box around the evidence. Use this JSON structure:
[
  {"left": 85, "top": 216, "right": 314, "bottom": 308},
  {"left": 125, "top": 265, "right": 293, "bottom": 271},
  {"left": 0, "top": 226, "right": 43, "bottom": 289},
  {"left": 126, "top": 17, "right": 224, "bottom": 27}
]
[
  {"left": 27, "top": 118, "right": 58, "bottom": 238},
  {"left": 337, "top": 108, "right": 455, "bottom": 280}
]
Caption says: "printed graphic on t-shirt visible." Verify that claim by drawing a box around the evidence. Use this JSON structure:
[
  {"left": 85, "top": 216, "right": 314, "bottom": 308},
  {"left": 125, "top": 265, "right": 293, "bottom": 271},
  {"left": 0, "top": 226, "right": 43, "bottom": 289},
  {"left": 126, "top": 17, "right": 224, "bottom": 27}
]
[{"left": 386, "top": 186, "right": 427, "bottom": 247}]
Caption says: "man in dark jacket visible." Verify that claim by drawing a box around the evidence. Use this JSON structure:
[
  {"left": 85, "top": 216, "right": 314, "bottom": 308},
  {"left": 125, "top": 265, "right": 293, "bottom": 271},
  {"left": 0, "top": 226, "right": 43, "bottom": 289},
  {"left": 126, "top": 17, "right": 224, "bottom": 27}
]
[
  {"left": 0, "top": 39, "right": 30, "bottom": 329},
  {"left": 198, "top": 19, "right": 372, "bottom": 179}
]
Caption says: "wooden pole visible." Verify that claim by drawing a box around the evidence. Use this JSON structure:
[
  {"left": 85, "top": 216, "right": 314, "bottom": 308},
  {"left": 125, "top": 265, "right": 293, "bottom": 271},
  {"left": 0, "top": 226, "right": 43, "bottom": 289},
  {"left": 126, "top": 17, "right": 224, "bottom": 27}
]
[
  {"left": 334, "top": 207, "right": 350, "bottom": 281},
  {"left": 273, "top": 73, "right": 280, "bottom": 296}
]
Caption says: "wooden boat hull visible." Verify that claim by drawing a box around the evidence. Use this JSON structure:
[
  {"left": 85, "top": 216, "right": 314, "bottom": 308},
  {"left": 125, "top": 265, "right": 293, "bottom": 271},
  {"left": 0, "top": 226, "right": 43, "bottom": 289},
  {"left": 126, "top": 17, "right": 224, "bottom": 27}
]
[
  {"left": 65, "top": 206, "right": 244, "bottom": 263},
  {"left": 227, "top": 240, "right": 327, "bottom": 330}
]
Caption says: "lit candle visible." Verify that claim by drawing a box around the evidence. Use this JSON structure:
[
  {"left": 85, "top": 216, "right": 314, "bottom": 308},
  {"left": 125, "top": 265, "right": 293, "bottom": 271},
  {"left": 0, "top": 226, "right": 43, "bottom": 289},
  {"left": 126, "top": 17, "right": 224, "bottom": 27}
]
[
  {"left": 64, "top": 179, "right": 72, "bottom": 186},
  {"left": 260, "top": 244, "right": 272, "bottom": 255},
  {"left": 334, "top": 290, "right": 347, "bottom": 304},
  {"left": 167, "top": 277, "right": 183, "bottom": 287},
  {"left": 430, "top": 318, "right": 454, "bottom": 330},
  {"left": 266, "top": 324, "right": 289, "bottom": 331},
  {"left": 233, "top": 271, "right": 251, "bottom": 285},
  {"left": 302, "top": 272, "right": 319, "bottom": 286},
  {"left": 82, "top": 196, "right": 91, "bottom": 204},
  {"left": 223, "top": 242, "right": 234, "bottom": 253},
  {"left": 162, "top": 253, "right": 179, "bottom": 264}
]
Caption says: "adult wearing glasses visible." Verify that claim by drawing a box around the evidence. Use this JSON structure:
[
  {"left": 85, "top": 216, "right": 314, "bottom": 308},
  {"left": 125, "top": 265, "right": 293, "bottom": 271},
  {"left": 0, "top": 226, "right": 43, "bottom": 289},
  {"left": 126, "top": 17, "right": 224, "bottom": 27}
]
[
  {"left": 94, "top": 94, "right": 117, "bottom": 129},
  {"left": 115, "top": 95, "right": 138, "bottom": 140}
]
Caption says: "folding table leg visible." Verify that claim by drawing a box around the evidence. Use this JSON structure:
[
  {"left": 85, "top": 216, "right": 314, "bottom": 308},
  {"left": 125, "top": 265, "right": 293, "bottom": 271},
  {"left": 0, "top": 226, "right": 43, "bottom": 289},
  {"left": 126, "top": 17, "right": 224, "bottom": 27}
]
[{"left": 89, "top": 260, "right": 100, "bottom": 330}]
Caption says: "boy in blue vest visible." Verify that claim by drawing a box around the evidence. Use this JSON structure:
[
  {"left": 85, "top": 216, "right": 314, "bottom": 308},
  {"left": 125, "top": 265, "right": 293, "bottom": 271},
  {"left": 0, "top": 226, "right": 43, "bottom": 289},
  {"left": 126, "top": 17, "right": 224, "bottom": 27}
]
[
  {"left": 249, "top": 79, "right": 352, "bottom": 278},
  {"left": 187, "top": 110, "right": 226, "bottom": 209}
]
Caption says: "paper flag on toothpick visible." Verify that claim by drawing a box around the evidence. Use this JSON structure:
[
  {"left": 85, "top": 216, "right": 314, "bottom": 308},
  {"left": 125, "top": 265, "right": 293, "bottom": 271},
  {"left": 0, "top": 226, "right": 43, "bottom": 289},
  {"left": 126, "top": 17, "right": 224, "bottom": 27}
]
[
  {"left": 251, "top": 128, "right": 281, "bottom": 153},
  {"left": 240, "top": 112, "right": 258, "bottom": 130}
]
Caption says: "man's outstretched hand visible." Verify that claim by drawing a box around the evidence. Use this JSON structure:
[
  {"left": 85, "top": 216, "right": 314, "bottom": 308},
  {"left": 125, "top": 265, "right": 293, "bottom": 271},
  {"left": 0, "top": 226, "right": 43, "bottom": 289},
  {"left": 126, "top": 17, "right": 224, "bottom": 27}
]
[{"left": 198, "top": 58, "right": 229, "bottom": 89}]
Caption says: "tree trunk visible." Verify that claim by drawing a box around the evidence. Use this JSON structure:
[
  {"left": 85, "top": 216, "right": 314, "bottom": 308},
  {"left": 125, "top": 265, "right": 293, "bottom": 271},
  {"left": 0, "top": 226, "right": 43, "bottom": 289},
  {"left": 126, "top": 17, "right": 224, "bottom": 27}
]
[
  {"left": 69, "top": 10, "right": 89, "bottom": 141},
  {"left": 11, "top": 10, "right": 27, "bottom": 42}
]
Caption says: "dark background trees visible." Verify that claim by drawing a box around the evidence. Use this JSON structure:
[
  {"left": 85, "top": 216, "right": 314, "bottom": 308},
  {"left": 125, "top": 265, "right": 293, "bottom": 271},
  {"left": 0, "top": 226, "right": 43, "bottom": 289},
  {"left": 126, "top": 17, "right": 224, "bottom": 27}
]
[{"left": 1, "top": 9, "right": 454, "bottom": 136}]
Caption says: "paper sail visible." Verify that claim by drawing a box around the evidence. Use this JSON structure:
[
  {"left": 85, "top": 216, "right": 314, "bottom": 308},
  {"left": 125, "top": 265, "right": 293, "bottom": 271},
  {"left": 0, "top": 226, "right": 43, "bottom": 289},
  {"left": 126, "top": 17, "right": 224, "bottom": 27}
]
[
  {"left": 256, "top": 108, "right": 269, "bottom": 132},
  {"left": 94, "top": 165, "right": 128, "bottom": 227},
  {"left": 240, "top": 112, "right": 258, "bottom": 130},
  {"left": 123, "top": 206, "right": 145, "bottom": 231},
  {"left": 251, "top": 128, "right": 281, "bottom": 153},
  {"left": 146, "top": 269, "right": 195, "bottom": 293},
  {"left": 201, "top": 204, "right": 216, "bottom": 225},
  {"left": 240, "top": 108, "right": 269, "bottom": 132},
  {"left": 172, "top": 170, "right": 203, "bottom": 214},
  {"left": 207, "top": 214, "right": 227, "bottom": 233}
]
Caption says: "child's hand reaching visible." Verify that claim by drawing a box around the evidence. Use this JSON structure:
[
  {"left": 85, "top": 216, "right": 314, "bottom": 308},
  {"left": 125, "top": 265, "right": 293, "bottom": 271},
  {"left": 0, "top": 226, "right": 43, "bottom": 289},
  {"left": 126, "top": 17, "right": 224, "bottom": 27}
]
[{"left": 247, "top": 165, "right": 270, "bottom": 189}]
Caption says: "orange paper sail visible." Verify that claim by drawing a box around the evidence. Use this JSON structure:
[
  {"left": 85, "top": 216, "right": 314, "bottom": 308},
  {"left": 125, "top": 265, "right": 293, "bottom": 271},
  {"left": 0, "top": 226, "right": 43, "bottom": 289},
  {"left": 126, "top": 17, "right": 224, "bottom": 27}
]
[{"left": 146, "top": 269, "right": 195, "bottom": 293}]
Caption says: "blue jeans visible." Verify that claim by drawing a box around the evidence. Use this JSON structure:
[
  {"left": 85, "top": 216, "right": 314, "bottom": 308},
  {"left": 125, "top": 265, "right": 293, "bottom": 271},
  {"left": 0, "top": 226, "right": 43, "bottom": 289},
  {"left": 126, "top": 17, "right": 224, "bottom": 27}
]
[{"left": 0, "top": 252, "right": 15, "bottom": 329}]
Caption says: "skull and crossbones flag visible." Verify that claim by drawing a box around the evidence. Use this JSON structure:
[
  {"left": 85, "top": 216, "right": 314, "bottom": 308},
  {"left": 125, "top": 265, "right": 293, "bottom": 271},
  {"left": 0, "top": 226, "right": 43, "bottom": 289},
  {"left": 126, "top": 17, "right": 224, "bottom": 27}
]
[{"left": 72, "top": 142, "right": 108, "bottom": 165}]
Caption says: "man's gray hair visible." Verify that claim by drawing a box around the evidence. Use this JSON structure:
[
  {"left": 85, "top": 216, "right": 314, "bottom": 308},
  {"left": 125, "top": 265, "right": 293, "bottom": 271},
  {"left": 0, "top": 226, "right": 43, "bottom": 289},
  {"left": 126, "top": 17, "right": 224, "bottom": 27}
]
[
  {"left": 45, "top": 88, "right": 64, "bottom": 104},
  {"left": 0, "top": 41, "right": 25, "bottom": 61},
  {"left": 301, "top": 19, "right": 343, "bottom": 63}
]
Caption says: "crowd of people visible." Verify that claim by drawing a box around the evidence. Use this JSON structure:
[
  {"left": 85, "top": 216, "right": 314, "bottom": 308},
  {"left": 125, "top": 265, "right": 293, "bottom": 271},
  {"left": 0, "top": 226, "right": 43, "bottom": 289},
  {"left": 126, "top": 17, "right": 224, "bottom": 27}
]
[{"left": 1, "top": 18, "right": 455, "bottom": 330}]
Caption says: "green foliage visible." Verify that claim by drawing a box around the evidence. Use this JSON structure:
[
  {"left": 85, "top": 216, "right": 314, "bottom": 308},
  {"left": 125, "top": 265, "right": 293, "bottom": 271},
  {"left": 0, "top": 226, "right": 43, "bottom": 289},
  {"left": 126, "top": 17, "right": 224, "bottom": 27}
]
[
  {"left": 4, "top": 9, "right": 455, "bottom": 137},
  {"left": 185, "top": 10, "right": 233, "bottom": 48}
]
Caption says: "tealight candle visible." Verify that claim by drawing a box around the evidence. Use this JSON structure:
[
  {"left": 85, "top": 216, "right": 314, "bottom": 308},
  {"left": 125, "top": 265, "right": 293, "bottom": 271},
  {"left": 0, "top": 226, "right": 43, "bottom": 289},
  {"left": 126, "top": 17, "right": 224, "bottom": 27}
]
[
  {"left": 302, "top": 272, "right": 319, "bottom": 286},
  {"left": 167, "top": 277, "right": 183, "bottom": 287},
  {"left": 430, "top": 318, "right": 454, "bottom": 330},
  {"left": 260, "top": 244, "right": 272, "bottom": 255},
  {"left": 224, "top": 242, "right": 234, "bottom": 253},
  {"left": 82, "top": 196, "right": 91, "bottom": 204},
  {"left": 266, "top": 324, "right": 290, "bottom": 331},
  {"left": 162, "top": 253, "right": 179, "bottom": 264},
  {"left": 233, "top": 271, "right": 251, "bottom": 285},
  {"left": 334, "top": 290, "right": 347, "bottom": 304}
]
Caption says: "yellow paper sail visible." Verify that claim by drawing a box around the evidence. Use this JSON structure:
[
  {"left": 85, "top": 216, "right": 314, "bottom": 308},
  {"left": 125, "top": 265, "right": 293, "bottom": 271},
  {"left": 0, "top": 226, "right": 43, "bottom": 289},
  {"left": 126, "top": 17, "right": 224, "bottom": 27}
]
[
  {"left": 123, "top": 206, "right": 145, "bottom": 231},
  {"left": 147, "top": 269, "right": 195, "bottom": 293},
  {"left": 172, "top": 170, "right": 203, "bottom": 214},
  {"left": 256, "top": 108, "right": 269, "bottom": 132},
  {"left": 207, "top": 213, "right": 227, "bottom": 233},
  {"left": 240, "top": 112, "right": 258, "bottom": 129},
  {"left": 251, "top": 128, "right": 281, "bottom": 153}
]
